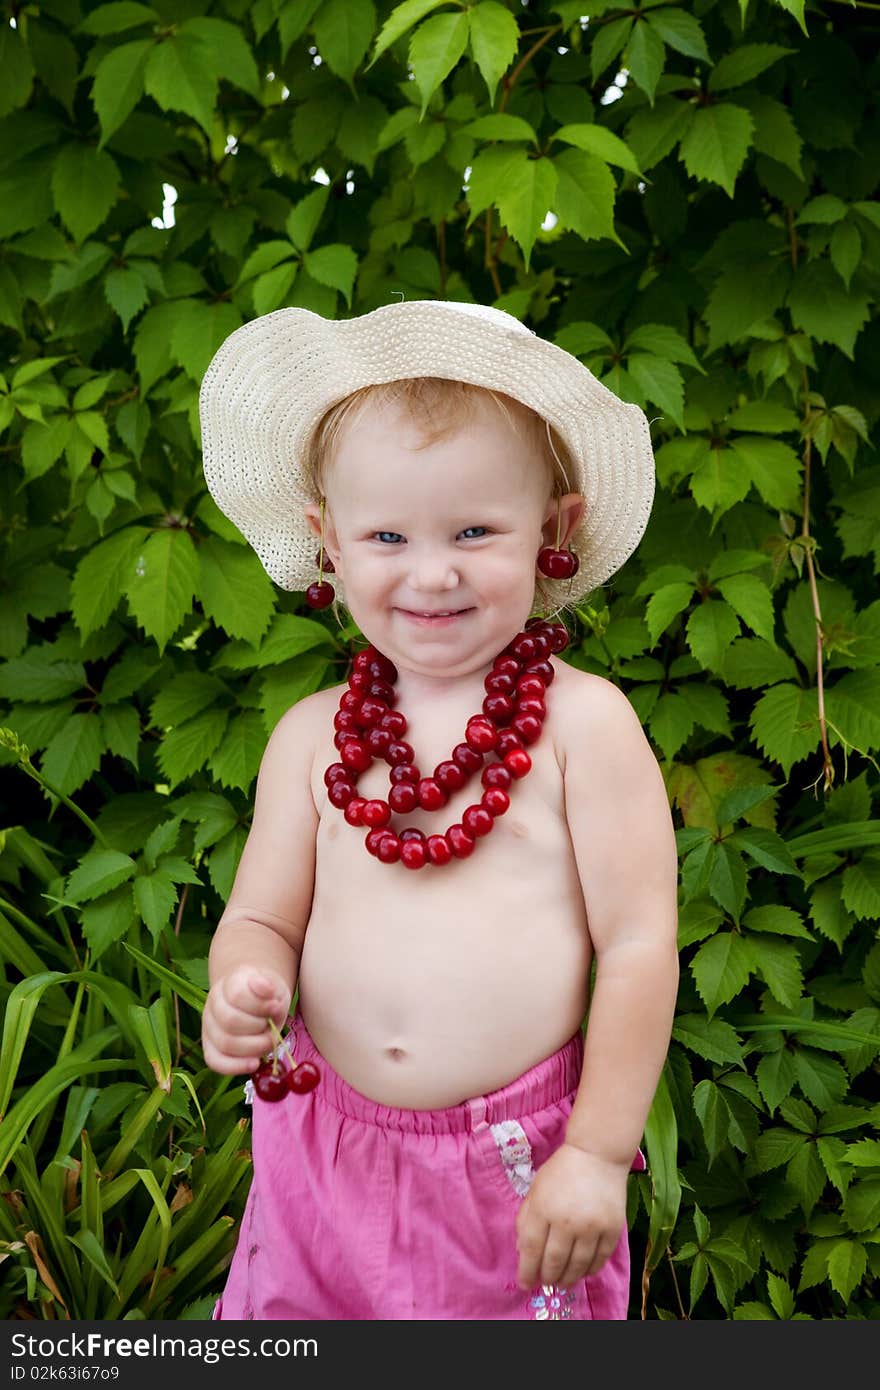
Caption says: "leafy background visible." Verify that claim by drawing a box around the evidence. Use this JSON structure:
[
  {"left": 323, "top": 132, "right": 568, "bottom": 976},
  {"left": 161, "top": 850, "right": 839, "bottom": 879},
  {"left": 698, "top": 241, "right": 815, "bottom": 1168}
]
[{"left": 1, "top": 0, "right": 879, "bottom": 1319}]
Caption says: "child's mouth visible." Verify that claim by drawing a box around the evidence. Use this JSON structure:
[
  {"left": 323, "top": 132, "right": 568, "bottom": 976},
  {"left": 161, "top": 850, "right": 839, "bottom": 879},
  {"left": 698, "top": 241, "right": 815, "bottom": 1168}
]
[{"left": 398, "top": 609, "right": 472, "bottom": 626}]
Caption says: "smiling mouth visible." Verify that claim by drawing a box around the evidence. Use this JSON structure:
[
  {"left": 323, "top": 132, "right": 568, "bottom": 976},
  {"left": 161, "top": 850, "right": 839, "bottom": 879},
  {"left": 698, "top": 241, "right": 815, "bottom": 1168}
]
[{"left": 398, "top": 608, "right": 472, "bottom": 618}]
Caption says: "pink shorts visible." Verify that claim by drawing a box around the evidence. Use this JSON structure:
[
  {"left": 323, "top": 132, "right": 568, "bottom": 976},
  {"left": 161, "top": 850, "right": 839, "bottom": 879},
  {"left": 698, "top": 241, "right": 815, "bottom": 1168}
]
[{"left": 214, "top": 1012, "right": 645, "bottom": 1321}]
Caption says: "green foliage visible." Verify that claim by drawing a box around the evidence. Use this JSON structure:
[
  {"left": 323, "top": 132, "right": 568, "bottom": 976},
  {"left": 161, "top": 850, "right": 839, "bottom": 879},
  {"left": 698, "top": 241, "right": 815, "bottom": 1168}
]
[{"left": 1, "top": 0, "right": 879, "bottom": 1321}]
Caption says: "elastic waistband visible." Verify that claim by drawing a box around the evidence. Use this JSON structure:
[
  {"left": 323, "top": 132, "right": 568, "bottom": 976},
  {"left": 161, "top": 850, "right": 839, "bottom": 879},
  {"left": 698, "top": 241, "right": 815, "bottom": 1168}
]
[{"left": 287, "top": 1013, "right": 583, "bottom": 1135}]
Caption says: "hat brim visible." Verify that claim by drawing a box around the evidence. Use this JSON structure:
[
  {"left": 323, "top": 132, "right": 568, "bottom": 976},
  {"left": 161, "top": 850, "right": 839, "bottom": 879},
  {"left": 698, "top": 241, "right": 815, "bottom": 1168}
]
[{"left": 198, "top": 300, "right": 656, "bottom": 608}]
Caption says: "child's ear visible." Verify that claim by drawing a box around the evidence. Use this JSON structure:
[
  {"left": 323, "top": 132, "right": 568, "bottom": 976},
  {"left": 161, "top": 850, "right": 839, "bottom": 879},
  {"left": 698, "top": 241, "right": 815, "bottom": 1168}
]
[
  {"left": 303, "top": 503, "right": 343, "bottom": 575},
  {"left": 540, "top": 493, "right": 585, "bottom": 549}
]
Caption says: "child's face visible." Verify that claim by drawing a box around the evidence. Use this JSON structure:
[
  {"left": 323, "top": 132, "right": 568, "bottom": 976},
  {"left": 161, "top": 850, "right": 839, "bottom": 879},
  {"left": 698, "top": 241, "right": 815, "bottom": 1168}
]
[{"left": 306, "top": 396, "right": 582, "bottom": 682}]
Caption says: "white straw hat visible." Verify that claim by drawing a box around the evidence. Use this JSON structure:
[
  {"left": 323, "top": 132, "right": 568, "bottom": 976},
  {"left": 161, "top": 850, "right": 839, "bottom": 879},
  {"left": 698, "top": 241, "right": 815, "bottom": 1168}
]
[{"left": 198, "top": 300, "right": 656, "bottom": 609}]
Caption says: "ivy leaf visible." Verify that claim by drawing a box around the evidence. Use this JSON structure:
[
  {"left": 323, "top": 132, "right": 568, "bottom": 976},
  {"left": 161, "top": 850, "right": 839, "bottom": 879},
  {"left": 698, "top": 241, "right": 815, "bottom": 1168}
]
[
  {"left": 370, "top": 0, "right": 449, "bottom": 66},
  {"left": 133, "top": 870, "right": 178, "bottom": 942},
  {"left": 625, "top": 96, "right": 694, "bottom": 171},
  {"left": 787, "top": 259, "right": 871, "bottom": 358},
  {"left": 465, "top": 114, "right": 537, "bottom": 144},
  {"left": 645, "top": 7, "right": 711, "bottom": 64},
  {"left": 104, "top": 267, "right": 150, "bottom": 332},
  {"left": 693, "top": 1079, "right": 731, "bottom": 1164},
  {"left": 197, "top": 536, "right": 276, "bottom": 646},
  {"left": 825, "top": 671, "right": 880, "bottom": 764},
  {"left": 78, "top": 4, "right": 159, "bottom": 35},
  {"left": 65, "top": 849, "right": 137, "bottom": 905},
  {"left": 70, "top": 527, "right": 148, "bottom": 639},
  {"left": 125, "top": 529, "right": 200, "bottom": 654},
  {"left": 181, "top": 17, "right": 261, "bottom": 99},
  {"left": 590, "top": 15, "right": 633, "bottom": 85},
  {"left": 744, "top": 936, "right": 804, "bottom": 1009},
  {"left": 679, "top": 104, "right": 754, "bottom": 197},
  {"left": 691, "top": 932, "right": 753, "bottom": 1016},
  {"left": 552, "top": 148, "right": 616, "bottom": 248},
  {"left": 208, "top": 709, "right": 267, "bottom": 792},
  {"left": 756, "top": 1048, "right": 797, "bottom": 1114},
  {"left": 625, "top": 323, "right": 702, "bottom": 371},
  {"left": 671, "top": 1013, "right": 745, "bottom": 1065},
  {"left": 626, "top": 354, "right": 685, "bottom": 432},
  {"left": 150, "top": 673, "right": 227, "bottom": 730},
  {"left": 554, "top": 122, "right": 641, "bottom": 175},
  {"left": 841, "top": 851, "right": 880, "bottom": 923},
  {"left": 51, "top": 144, "right": 121, "bottom": 244},
  {"left": 468, "top": 0, "right": 520, "bottom": 106},
  {"left": 91, "top": 39, "right": 151, "bottom": 146},
  {"left": 625, "top": 16, "right": 666, "bottom": 104},
  {"left": 100, "top": 704, "right": 141, "bottom": 768},
  {"left": 81, "top": 884, "right": 137, "bottom": 962},
  {"left": 313, "top": 0, "right": 376, "bottom": 88},
  {"left": 686, "top": 600, "right": 741, "bottom": 673},
  {"left": 169, "top": 299, "right": 243, "bottom": 383},
  {"left": 751, "top": 683, "right": 819, "bottom": 778},
  {"left": 713, "top": 574, "right": 775, "bottom": 643},
  {"left": 144, "top": 30, "right": 218, "bottom": 135},
  {"left": 468, "top": 148, "right": 558, "bottom": 268},
  {"left": 302, "top": 244, "right": 359, "bottom": 306},
  {"left": 739, "top": 94, "right": 803, "bottom": 178},
  {"left": 156, "top": 707, "right": 230, "bottom": 787},
  {"left": 826, "top": 1240, "right": 867, "bottom": 1303},
  {"left": 41, "top": 712, "right": 105, "bottom": 796},
  {"left": 792, "top": 1047, "right": 849, "bottom": 1110},
  {"left": 709, "top": 43, "right": 793, "bottom": 93},
  {"left": 830, "top": 222, "right": 862, "bottom": 291},
  {"left": 727, "top": 436, "right": 803, "bottom": 511},
  {"left": 409, "top": 11, "right": 470, "bottom": 115}
]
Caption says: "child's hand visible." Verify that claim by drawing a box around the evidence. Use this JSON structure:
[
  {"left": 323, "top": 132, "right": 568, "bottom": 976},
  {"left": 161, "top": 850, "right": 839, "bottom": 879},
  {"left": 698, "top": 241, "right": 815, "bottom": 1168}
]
[
  {"left": 514, "top": 1143, "right": 629, "bottom": 1291},
  {"left": 202, "top": 966, "right": 292, "bottom": 1075}
]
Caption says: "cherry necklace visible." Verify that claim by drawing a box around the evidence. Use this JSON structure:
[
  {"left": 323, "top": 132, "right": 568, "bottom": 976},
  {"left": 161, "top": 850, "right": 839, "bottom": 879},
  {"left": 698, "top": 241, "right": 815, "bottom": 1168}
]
[{"left": 323, "top": 617, "right": 569, "bottom": 869}]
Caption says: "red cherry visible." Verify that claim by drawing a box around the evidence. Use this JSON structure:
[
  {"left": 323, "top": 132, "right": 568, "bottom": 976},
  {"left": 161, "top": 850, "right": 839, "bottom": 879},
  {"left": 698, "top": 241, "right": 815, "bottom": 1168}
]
[
  {"left": 389, "top": 782, "right": 418, "bottom": 813},
  {"left": 426, "top": 834, "right": 453, "bottom": 865},
  {"left": 305, "top": 581, "right": 334, "bottom": 610},
  {"left": 481, "top": 763, "right": 512, "bottom": 790},
  {"left": 348, "top": 670, "right": 370, "bottom": 692},
  {"left": 516, "top": 675, "right": 546, "bottom": 699},
  {"left": 462, "top": 804, "right": 493, "bottom": 837},
  {"left": 380, "top": 710, "right": 408, "bottom": 737},
  {"left": 418, "top": 778, "right": 447, "bottom": 811},
  {"left": 288, "top": 1060, "right": 321, "bottom": 1094},
  {"left": 524, "top": 659, "right": 554, "bottom": 685},
  {"left": 324, "top": 762, "right": 350, "bottom": 787},
  {"left": 529, "top": 632, "right": 553, "bottom": 660},
  {"left": 482, "top": 788, "right": 510, "bottom": 816},
  {"left": 509, "top": 634, "right": 539, "bottom": 662},
  {"left": 315, "top": 550, "right": 335, "bottom": 574},
  {"left": 341, "top": 739, "right": 371, "bottom": 772},
  {"left": 537, "top": 548, "right": 579, "bottom": 579},
  {"left": 387, "top": 741, "right": 415, "bottom": 766},
  {"left": 334, "top": 710, "right": 358, "bottom": 732},
  {"left": 399, "top": 828, "right": 426, "bottom": 842},
  {"left": 344, "top": 797, "right": 367, "bottom": 826},
  {"left": 484, "top": 671, "right": 515, "bottom": 695},
  {"left": 505, "top": 748, "right": 532, "bottom": 778},
  {"left": 327, "top": 780, "right": 355, "bottom": 808},
  {"left": 362, "top": 799, "right": 391, "bottom": 827},
  {"left": 368, "top": 679, "right": 395, "bottom": 704},
  {"left": 352, "top": 649, "right": 373, "bottom": 671},
  {"left": 495, "top": 729, "right": 523, "bottom": 757},
  {"left": 390, "top": 764, "right": 419, "bottom": 785},
  {"left": 511, "top": 713, "right": 543, "bottom": 745},
  {"left": 377, "top": 832, "right": 401, "bottom": 863},
  {"left": 339, "top": 691, "right": 362, "bottom": 713},
  {"left": 365, "top": 827, "right": 387, "bottom": 855},
  {"left": 334, "top": 731, "right": 358, "bottom": 750},
  {"left": 252, "top": 1063, "right": 289, "bottom": 1102},
  {"left": 482, "top": 694, "right": 514, "bottom": 725},
  {"left": 368, "top": 653, "right": 398, "bottom": 683},
  {"left": 446, "top": 824, "right": 476, "bottom": 858},
  {"left": 492, "top": 656, "right": 521, "bottom": 677},
  {"left": 356, "top": 697, "right": 387, "bottom": 729},
  {"left": 545, "top": 623, "right": 570, "bottom": 653},
  {"left": 400, "top": 839, "right": 427, "bottom": 869},
  {"left": 435, "top": 760, "right": 466, "bottom": 792},
  {"left": 452, "top": 742, "right": 484, "bottom": 773},
  {"left": 517, "top": 697, "right": 546, "bottom": 720},
  {"left": 367, "top": 727, "right": 393, "bottom": 756}
]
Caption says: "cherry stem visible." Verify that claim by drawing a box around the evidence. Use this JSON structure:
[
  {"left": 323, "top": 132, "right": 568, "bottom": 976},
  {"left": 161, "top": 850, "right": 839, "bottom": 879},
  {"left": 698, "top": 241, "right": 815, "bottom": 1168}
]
[
  {"left": 266, "top": 1016, "right": 290, "bottom": 1075},
  {"left": 318, "top": 496, "right": 326, "bottom": 575}
]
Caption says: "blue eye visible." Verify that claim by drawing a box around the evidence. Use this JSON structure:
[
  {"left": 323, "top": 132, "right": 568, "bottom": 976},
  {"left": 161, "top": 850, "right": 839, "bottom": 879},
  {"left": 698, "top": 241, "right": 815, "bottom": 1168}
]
[
  {"left": 375, "top": 532, "right": 403, "bottom": 543},
  {"left": 460, "top": 527, "right": 487, "bottom": 539}
]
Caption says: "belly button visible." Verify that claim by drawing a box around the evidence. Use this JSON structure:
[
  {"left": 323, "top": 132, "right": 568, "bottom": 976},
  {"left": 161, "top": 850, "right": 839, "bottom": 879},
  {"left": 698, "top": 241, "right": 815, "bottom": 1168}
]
[{"left": 386, "top": 1047, "right": 406, "bottom": 1062}]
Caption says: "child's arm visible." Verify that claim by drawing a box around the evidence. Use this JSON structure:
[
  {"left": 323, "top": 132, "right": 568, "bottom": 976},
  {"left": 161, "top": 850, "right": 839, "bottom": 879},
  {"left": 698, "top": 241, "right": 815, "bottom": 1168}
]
[
  {"left": 516, "top": 676, "right": 679, "bottom": 1291},
  {"left": 202, "top": 693, "right": 322, "bottom": 1075}
]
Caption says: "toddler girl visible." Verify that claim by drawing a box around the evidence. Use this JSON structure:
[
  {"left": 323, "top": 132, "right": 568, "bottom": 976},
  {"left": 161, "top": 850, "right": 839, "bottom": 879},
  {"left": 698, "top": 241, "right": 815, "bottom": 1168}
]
[{"left": 198, "top": 301, "right": 679, "bottom": 1320}]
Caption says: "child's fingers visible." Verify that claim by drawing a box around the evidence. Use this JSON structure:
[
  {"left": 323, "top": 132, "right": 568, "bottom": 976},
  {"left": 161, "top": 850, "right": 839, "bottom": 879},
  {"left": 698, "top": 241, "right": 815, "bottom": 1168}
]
[
  {"left": 225, "top": 970, "right": 288, "bottom": 1020},
  {"left": 202, "top": 1036, "right": 264, "bottom": 1076}
]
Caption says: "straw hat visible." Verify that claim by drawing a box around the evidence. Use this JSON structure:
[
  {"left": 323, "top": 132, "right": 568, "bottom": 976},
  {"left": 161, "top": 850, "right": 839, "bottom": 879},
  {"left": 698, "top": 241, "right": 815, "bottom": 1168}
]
[{"left": 198, "top": 300, "right": 656, "bottom": 609}]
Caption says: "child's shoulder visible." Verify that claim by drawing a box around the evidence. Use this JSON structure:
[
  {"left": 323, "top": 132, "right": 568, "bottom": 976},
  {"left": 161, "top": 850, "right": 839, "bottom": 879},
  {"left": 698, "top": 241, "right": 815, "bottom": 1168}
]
[
  {"left": 550, "top": 660, "right": 649, "bottom": 767},
  {"left": 263, "top": 683, "right": 341, "bottom": 758}
]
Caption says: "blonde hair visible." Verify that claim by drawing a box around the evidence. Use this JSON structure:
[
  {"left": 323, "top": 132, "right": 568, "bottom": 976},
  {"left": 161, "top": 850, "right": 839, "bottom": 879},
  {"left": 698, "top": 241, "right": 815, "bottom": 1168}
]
[{"left": 303, "top": 378, "right": 579, "bottom": 620}]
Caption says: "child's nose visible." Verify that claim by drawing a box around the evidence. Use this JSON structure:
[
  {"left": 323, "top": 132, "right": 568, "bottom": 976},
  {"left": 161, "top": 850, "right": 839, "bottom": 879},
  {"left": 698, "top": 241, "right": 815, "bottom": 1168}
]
[{"left": 408, "top": 546, "right": 460, "bottom": 592}]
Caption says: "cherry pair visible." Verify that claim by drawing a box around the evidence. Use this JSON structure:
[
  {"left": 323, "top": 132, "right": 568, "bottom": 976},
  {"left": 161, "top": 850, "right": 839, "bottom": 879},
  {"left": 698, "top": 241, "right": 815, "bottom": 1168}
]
[{"left": 252, "top": 1056, "right": 321, "bottom": 1102}]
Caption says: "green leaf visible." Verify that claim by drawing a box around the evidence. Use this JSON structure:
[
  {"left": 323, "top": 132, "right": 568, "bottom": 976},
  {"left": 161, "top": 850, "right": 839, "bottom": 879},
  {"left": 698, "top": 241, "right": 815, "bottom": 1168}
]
[
  {"left": 756, "top": 1048, "right": 797, "bottom": 1113},
  {"left": 156, "top": 708, "right": 229, "bottom": 787},
  {"left": 590, "top": 15, "right": 633, "bottom": 84},
  {"left": 151, "top": 673, "right": 227, "bottom": 730},
  {"left": 104, "top": 267, "right": 150, "bottom": 332},
  {"left": 302, "top": 243, "right": 358, "bottom": 306},
  {"left": 793, "top": 1048, "right": 848, "bottom": 1110},
  {"left": 468, "top": 0, "right": 520, "bottom": 106},
  {"left": 693, "top": 1078, "right": 731, "bottom": 1163},
  {"left": 830, "top": 222, "right": 862, "bottom": 291},
  {"left": 727, "top": 400, "right": 799, "bottom": 432},
  {"left": 79, "top": 3, "right": 159, "bottom": 36},
  {"left": 751, "top": 683, "right": 819, "bottom": 778},
  {"left": 41, "top": 713, "right": 105, "bottom": 797},
  {"left": 101, "top": 704, "right": 141, "bottom": 767},
  {"left": 197, "top": 536, "right": 276, "bottom": 646},
  {"left": 252, "top": 261, "right": 298, "bottom": 317},
  {"left": 842, "top": 1179, "right": 880, "bottom": 1234},
  {"left": 679, "top": 103, "right": 754, "bottom": 197},
  {"left": 713, "top": 574, "right": 775, "bottom": 643},
  {"left": 787, "top": 259, "right": 871, "bottom": 359},
  {"left": 625, "top": 16, "right": 666, "bottom": 104},
  {"left": 125, "top": 529, "right": 200, "bottom": 654},
  {"left": 672, "top": 1013, "right": 744, "bottom": 1065},
  {"left": 208, "top": 710, "right": 267, "bottom": 793},
  {"left": 133, "top": 871, "right": 178, "bottom": 942},
  {"left": 797, "top": 194, "right": 848, "bottom": 226},
  {"left": 625, "top": 323, "right": 702, "bottom": 371},
  {"left": 51, "top": 144, "right": 121, "bottom": 244},
  {"left": 469, "top": 148, "right": 558, "bottom": 268},
  {"left": 0, "top": 649, "right": 84, "bottom": 704},
  {"left": 144, "top": 30, "right": 217, "bottom": 135},
  {"left": 826, "top": 1240, "right": 867, "bottom": 1303},
  {"left": 645, "top": 7, "right": 710, "bottom": 64},
  {"left": 744, "top": 904, "right": 812, "bottom": 939},
  {"left": 71, "top": 522, "right": 147, "bottom": 636},
  {"left": 66, "top": 850, "right": 137, "bottom": 905},
  {"left": 691, "top": 931, "right": 752, "bottom": 1015},
  {"left": 553, "top": 147, "right": 617, "bottom": 247},
  {"left": 554, "top": 122, "right": 641, "bottom": 175},
  {"left": 409, "top": 11, "right": 470, "bottom": 115},
  {"left": 313, "top": 0, "right": 376, "bottom": 86},
  {"left": 181, "top": 17, "right": 261, "bottom": 99},
  {"left": 686, "top": 600, "right": 741, "bottom": 673},
  {"left": 625, "top": 96, "right": 694, "bottom": 171},
  {"left": 286, "top": 185, "right": 331, "bottom": 252},
  {"left": 370, "top": 0, "right": 450, "bottom": 65},
  {"left": 644, "top": 581, "right": 693, "bottom": 644},
  {"left": 627, "top": 355, "right": 684, "bottom": 432},
  {"left": 169, "top": 299, "right": 243, "bottom": 383},
  {"left": 709, "top": 44, "right": 793, "bottom": 93},
  {"left": 744, "top": 936, "right": 803, "bottom": 1009},
  {"left": 740, "top": 94, "right": 803, "bottom": 178},
  {"left": 91, "top": 40, "right": 151, "bottom": 146},
  {"left": 727, "top": 436, "right": 802, "bottom": 511},
  {"left": 464, "top": 114, "right": 537, "bottom": 144}
]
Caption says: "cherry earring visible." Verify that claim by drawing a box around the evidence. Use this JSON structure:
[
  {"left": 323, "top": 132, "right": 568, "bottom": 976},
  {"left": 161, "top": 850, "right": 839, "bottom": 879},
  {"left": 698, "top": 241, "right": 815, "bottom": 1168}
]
[
  {"left": 306, "top": 497, "right": 336, "bottom": 610},
  {"left": 536, "top": 498, "right": 580, "bottom": 580}
]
